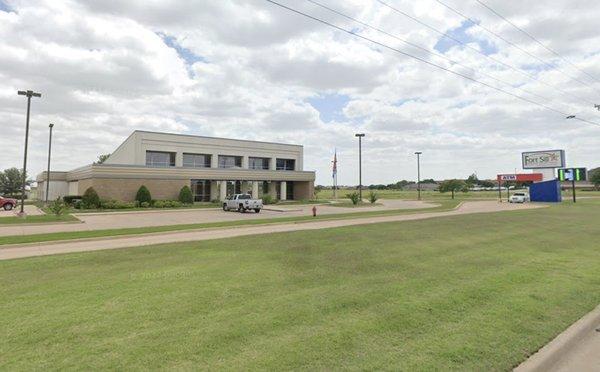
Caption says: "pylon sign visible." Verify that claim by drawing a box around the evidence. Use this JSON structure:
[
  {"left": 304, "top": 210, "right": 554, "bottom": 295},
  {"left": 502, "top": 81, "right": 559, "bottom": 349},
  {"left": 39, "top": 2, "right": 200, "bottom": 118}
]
[{"left": 557, "top": 168, "right": 587, "bottom": 182}]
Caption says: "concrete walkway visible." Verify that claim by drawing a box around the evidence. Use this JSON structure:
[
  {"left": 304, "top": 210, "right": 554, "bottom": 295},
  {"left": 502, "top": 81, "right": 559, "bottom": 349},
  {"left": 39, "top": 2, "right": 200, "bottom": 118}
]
[
  {"left": 0, "top": 205, "right": 44, "bottom": 217},
  {"left": 0, "top": 201, "right": 541, "bottom": 261},
  {"left": 0, "top": 199, "right": 436, "bottom": 236}
]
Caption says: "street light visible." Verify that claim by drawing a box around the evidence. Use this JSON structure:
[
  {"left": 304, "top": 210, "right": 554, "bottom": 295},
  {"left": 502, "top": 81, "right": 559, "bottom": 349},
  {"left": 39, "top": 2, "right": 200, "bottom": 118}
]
[
  {"left": 17, "top": 90, "right": 42, "bottom": 216},
  {"left": 45, "top": 123, "right": 54, "bottom": 204},
  {"left": 355, "top": 133, "right": 365, "bottom": 201},
  {"left": 414, "top": 151, "right": 422, "bottom": 200}
]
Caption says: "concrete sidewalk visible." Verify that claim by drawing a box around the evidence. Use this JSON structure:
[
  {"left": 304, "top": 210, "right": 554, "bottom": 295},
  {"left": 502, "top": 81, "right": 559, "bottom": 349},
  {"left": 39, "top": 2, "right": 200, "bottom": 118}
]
[{"left": 0, "top": 201, "right": 541, "bottom": 261}]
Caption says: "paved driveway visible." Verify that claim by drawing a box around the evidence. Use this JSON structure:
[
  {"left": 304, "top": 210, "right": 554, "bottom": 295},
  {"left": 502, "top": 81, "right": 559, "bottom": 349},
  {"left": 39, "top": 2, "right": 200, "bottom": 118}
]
[
  {"left": 0, "top": 199, "right": 437, "bottom": 236},
  {"left": 0, "top": 205, "right": 44, "bottom": 218}
]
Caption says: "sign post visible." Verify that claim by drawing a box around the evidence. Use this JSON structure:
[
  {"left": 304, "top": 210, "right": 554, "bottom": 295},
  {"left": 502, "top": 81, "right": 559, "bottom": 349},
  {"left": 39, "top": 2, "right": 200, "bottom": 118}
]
[{"left": 558, "top": 168, "right": 587, "bottom": 204}]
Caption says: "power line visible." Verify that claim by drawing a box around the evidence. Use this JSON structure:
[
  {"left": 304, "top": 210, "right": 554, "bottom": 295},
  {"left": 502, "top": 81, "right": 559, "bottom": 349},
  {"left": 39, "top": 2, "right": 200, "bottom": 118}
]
[
  {"left": 264, "top": 0, "right": 600, "bottom": 127},
  {"left": 377, "top": 0, "right": 598, "bottom": 107},
  {"left": 475, "top": 0, "right": 600, "bottom": 87},
  {"left": 435, "top": 0, "right": 599, "bottom": 96},
  {"left": 305, "top": 0, "right": 573, "bottom": 113}
]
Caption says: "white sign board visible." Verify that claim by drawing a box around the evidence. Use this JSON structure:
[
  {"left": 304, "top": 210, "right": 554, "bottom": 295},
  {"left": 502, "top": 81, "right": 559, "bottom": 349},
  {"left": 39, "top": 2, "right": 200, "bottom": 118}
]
[{"left": 522, "top": 150, "right": 565, "bottom": 169}]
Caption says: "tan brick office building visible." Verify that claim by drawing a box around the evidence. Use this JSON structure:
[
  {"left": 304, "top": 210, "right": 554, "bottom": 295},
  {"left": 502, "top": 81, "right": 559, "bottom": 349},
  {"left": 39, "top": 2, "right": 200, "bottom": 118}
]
[{"left": 37, "top": 131, "right": 316, "bottom": 202}]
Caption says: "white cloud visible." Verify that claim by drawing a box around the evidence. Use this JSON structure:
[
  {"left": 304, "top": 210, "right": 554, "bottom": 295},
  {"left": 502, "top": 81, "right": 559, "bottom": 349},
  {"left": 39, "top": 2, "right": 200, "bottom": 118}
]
[{"left": 1, "top": 0, "right": 599, "bottom": 186}]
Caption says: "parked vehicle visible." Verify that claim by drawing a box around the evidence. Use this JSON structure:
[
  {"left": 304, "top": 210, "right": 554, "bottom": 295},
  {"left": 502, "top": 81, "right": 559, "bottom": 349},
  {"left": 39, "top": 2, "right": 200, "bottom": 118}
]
[
  {"left": 509, "top": 192, "right": 530, "bottom": 203},
  {"left": 223, "top": 194, "right": 263, "bottom": 213},
  {"left": 0, "top": 196, "right": 17, "bottom": 211}
]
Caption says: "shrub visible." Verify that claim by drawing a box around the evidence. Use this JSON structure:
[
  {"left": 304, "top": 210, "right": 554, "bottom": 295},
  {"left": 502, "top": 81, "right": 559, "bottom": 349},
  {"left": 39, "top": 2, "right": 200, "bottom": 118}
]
[
  {"left": 48, "top": 197, "right": 67, "bottom": 216},
  {"left": 262, "top": 194, "right": 275, "bottom": 205},
  {"left": 210, "top": 199, "right": 220, "bottom": 204},
  {"left": 154, "top": 200, "right": 165, "bottom": 208},
  {"left": 346, "top": 192, "right": 360, "bottom": 205},
  {"left": 82, "top": 187, "right": 100, "bottom": 209},
  {"left": 140, "top": 201, "right": 150, "bottom": 208},
  {"left": 178, "top": 186, "right": 194, "bottom": 204},
  {"left": 368, "top": 191, "right": 378, "bottom": 204},
  {"left": 135, "top": 185, "right": 152, "bottom": 204},
  {"left": 63, "top": 195, "right": 81, "bottom": 205}
]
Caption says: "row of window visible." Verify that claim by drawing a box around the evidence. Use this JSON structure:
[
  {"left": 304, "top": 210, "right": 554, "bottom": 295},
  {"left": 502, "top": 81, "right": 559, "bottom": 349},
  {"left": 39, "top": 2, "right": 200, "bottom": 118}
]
[{"left": 145, "top": 151, "right": 296, "bottom": 170}]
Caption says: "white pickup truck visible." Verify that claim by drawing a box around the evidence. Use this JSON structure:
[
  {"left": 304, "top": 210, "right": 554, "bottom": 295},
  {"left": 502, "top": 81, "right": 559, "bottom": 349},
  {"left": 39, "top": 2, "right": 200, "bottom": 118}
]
[{"left": 223, "top": 194, "right": 263, "bottom": 213}]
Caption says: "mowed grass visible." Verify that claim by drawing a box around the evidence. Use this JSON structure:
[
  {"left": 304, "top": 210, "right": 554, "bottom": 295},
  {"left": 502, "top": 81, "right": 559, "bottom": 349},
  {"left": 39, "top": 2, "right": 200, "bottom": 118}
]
[
  {"left": 0, "top": 200, "right": 459, "bottom": 246},
  {"left": 1, "top": 200, "right": 600, "bottom": 370}
]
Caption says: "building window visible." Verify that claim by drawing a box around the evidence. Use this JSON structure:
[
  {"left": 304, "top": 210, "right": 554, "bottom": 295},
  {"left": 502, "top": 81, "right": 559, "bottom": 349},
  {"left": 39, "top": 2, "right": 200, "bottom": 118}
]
[
  {"left": 146, "top": 151, "right": 175, "bottom": 167},
  {"left": 276, "top": 158, "right": 295, "bottom": 171},
  {"left": 249, "top": 157, "right": 270, "bottom": 170},
  {"left": 183, "top": 153, "right": 211, "bottom": 168},
  {"left": 218, "top": 155, "right": 242, "bottom": 168}
]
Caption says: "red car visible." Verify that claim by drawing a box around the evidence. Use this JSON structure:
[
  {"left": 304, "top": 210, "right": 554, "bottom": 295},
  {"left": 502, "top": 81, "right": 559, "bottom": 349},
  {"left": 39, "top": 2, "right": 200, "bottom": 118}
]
[{"left": 0, "top": 196, "right": 17, "bottom": 211}]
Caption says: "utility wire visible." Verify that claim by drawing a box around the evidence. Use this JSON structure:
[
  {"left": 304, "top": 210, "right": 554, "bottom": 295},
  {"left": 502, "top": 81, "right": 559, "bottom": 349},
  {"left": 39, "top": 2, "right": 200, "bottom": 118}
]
[
  {"left": 377, "top": 0, "right": 598, "bottom": 107},
  {"left": 475, "top": 0, "right": 600, "bottom": 86},
  {"left": 435, "top": 0, "right": 598, "bottom": 95},
  {"left": 264, "top": 0, "right": 600, "bottom": 127},
  {"left": 305, "top": 0, "right": 574, "bottom": 113}
]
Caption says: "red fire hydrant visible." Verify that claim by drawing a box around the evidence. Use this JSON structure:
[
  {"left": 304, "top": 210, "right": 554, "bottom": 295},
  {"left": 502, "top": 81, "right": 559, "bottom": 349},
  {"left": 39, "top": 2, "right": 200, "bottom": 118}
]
[{"left": 312, "top": 205, "right": 317, "bottom": 217}]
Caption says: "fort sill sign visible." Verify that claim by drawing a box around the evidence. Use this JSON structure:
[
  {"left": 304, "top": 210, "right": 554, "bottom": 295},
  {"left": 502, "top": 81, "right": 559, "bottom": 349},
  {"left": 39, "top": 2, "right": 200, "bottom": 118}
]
[{"left": 522, "top": 150, "right": 566, "bottom": 169}]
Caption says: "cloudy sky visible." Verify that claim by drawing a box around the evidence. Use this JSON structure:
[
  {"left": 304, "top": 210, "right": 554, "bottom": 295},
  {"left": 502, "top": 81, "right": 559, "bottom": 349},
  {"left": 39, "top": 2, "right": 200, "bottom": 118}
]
[{"left": 1, "top": 0, "right": 599, "bottom": 185}]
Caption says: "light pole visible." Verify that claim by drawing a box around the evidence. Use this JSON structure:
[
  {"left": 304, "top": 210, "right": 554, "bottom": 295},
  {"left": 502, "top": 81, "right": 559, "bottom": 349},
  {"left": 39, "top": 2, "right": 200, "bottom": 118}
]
[
  {"left": 17, "top": 90, "right": 42, "bottom": 216},
  {"left": 355, "top": 133, "right": 365, "bottom": 201},
  {"left": 415, "top": 151, "right": 422, "bottom": 200},
  {"left": 45, "top": 123, "right": 54, "bottom": 204}
]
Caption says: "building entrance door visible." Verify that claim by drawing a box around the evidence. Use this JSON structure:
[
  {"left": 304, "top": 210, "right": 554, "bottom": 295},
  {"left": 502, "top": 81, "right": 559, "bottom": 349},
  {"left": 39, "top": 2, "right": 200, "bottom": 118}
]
[{"left": 191, "top": 180, "right": 211, "bottom": 202}]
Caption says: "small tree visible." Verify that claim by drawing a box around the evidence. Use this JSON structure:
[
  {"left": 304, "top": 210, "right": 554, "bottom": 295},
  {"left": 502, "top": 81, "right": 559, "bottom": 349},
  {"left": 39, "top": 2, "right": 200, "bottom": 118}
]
[
  {"left": 346, "top": 192, "right": 360, "bottom": 205},
  {"left": 368, "top": 191, "right": 378, "bottom": 204},
  {"left": 178, "top": 185, "right": 194, "bottom": 204},
  {"left": 95, "top": 154, "right": 111, "bottom": 164},
  {"left": 135, "top": 185, "right": 152, "bottom": 205},
  {"left": 591, "top": 170, "right": 600, "bottom": 191},
  {"left": 82, "top": 187, "right": 101, "bottom": 209},
  {"left": 439, "top": 179, "right": 467, "bottom": 199},
  {"left": 48, "top": 197, "right": 67, "bottom": 216},
  {"left": 0, "top": 168, "right": 26, "bottom": 196}
]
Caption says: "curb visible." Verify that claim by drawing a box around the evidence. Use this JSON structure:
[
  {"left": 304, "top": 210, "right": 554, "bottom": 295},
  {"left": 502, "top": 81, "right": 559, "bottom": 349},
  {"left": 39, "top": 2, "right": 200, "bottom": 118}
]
[{"left": 514, "top": 304, "right": 600, "bottom": 371}]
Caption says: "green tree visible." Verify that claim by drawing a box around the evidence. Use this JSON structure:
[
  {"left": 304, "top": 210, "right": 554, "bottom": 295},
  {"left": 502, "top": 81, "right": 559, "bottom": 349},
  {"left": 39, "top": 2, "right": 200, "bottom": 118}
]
[
  {"left": 466, "top": 173, "right": 479, "bottom": 186},
  {"left": 82, "top": 187, "right": 100, "bottom": 209},
  {"left": 95, "top": 154, "right": 111, "bottom": 164},
  {"left": 439, "top": 179, "right": 467, "bottom": 199},
  {"left": 0, "top": 168, "right": 26, "bottom": 196},
  {"left": 178, "top": 185, "right": 194, "bottom": 204},
  {"left": 590, "top": 170, "right": 600, "bottom": 191},
  {"left": 48, "top": 197, "right": 67, "bottom": 216},
  {"left": 135, "top": 185, "right": 152, "bottom": 205}
]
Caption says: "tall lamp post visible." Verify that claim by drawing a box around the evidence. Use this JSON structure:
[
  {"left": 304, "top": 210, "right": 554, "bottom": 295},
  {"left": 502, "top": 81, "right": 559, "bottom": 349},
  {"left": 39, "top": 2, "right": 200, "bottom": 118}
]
[
  {"left": 17, "top": 90, "right": 42, "bottom": 216},
  {"left": 415, "top": 151, "right": 422, "bottom": 200},
  {"left": 355, "top": 133, "right": 365, "bottom": 201},
  {"left": 45, "top": 123, "right": 54, "bottom": 204}
]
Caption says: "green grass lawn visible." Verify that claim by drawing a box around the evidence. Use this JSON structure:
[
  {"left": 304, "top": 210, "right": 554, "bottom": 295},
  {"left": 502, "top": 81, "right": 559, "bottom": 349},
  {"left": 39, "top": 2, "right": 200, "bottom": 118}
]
[
  {"left": 1, "top": 199, "right": 599, "bottom": 370},
  {"left": 0, "top": 200, "right": 459, "bottom": 246},
  {"left": 0, "top": 214, "right": 78, "bottom": 225}
]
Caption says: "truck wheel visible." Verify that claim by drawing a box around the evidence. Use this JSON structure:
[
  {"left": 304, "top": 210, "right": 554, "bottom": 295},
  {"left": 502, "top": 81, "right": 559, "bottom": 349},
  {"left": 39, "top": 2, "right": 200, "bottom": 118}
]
[
  {"left": 238, "top": 204, "right": 245, "bottom": 213},
  {"left": 223, "top": 203, "right": 228, "bottom": 211},
  {"left": 254, "top": 209, "right": 260, "bottom": 213},
  {"left": 4, "top": 203, "right": 13, "bottom": 211}
]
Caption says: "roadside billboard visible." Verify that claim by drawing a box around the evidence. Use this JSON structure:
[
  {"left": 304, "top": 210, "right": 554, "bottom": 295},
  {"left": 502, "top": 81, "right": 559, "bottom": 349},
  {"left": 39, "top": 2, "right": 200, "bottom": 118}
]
[{"left": 522, "top": 150, "right": 565, "bottom": 169}]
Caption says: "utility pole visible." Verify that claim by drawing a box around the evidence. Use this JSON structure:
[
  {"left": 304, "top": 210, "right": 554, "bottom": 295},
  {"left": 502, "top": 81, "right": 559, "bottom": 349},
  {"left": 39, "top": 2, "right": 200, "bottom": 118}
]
[
  {"left": 45, "top": 123, "right": 54, "bottom": 204},
  {"left": 17, "top": 90, "right": 42, "bottom": 216},
  {"left": 415, "top": 152, "right": 422, "bottom": 200},
  {"left": 355, "top": 133, "right": 365, "bottom": 202}
]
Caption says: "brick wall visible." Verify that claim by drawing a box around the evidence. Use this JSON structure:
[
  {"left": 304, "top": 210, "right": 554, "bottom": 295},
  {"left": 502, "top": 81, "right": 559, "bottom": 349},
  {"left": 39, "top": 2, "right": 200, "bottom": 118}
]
[{"left": 78, "top": 178, "right": 188, "bottom": 201}]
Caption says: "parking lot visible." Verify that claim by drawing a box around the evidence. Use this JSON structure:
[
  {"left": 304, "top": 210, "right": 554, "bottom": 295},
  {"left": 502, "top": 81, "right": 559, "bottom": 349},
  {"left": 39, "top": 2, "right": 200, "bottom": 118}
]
[{"left": 0, "top": 199, "right": 437, "bottom": 236}]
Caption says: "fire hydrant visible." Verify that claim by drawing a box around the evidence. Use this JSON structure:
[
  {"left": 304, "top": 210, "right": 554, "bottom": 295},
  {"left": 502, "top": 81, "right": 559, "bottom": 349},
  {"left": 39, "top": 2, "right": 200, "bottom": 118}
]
[{"left": 312, "top": 205, "right": 317, "bottom": 217}]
